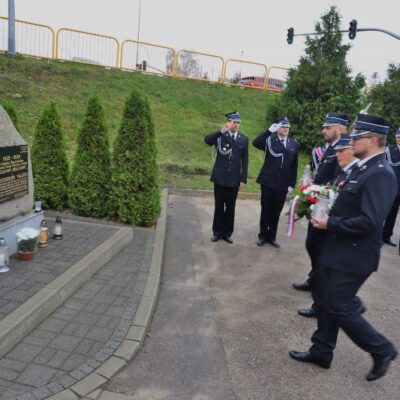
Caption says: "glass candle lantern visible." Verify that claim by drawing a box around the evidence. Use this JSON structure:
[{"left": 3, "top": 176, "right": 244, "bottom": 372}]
[
  {"left": 53, "top": 216, "right": 63, "bottom": 240},
  {"left": 34, "top": 195, "right": 42, "bottom": 213},
  {"left": 38, "top": 219, "right": 49, "bottom": 248},
  {"left": 0, "top": 237, "right": 10, "bottom": 273}
]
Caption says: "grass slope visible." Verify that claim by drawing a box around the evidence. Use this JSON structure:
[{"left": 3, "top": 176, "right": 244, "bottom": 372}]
[{"left": 0, "top": 54, "right": 306, "bottom": 192}]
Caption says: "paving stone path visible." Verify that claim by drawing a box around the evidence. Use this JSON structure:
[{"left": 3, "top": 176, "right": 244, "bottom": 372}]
[{"left": 0, "top": 218, "right": 154, "bottom": 400}]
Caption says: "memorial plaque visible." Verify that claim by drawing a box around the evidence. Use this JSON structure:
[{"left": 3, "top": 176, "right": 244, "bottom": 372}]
[{"left": 0, "top": 145, "right": 29, "bottom": 204}]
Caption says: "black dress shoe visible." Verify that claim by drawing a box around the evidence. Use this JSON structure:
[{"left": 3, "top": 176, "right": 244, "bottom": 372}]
[
  {"left": 211, "top": 235, "right": 220, "bottom": 242},
  {"left": 298, "top": 308, "right": 317, "bottom": 318},
  {"left": 289, "top": 350, "right": 331, "bottom": 369},
  {"left": 222, "top": 236, "right": 233, "bottom": 244},
  {"left": 256, "top": 239, "right": 266, "bottom": 247},
  {"left": 292, "top": 281, "right": 311, "bottom": 291},
  {"left": 383, "top": 238, "right": 397, "bottom": 247},
  {"left": 268, "top": 239, "right": 280, "bottom": 248},
  {"left": 366, "top": 350, "right": 397, "bottom": 381}
]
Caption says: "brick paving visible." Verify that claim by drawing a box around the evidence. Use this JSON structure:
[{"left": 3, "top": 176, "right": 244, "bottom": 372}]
[
  {"left": 0, "top": 216, "right": 118, "bottom": 321},
  {"left": 0, "top": 216, "right": 154, "bottom": 400}
]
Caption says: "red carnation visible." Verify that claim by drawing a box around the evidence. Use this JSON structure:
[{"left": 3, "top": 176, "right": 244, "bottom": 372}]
[{"left": 306, "top": 196, "right": 318, "bottom": 204}]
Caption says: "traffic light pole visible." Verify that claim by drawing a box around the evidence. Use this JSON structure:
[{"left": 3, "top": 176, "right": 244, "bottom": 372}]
[
  {"left": 357, "top": 28, "right": 400, "bottom": 41},
  {"left": 291, "top": 28, "right": 400, "bottom": 41}
]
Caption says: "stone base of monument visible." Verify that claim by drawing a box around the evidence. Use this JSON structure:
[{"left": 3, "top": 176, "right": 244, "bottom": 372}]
[{"left": 0, "top": 211, "right": 43, "bottom": 256}]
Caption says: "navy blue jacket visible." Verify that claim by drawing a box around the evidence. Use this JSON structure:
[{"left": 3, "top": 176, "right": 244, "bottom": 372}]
[
  {"left": 314, "top": 144, "right": 342, "bottom": 185},
  {"left": 253, "top": 130, "right": 299, "bottom": 191},
  {"left": 204, "top": 131, "right": 248, "bottom": 187},
  {"left": 385, "top": 145, "right": 400, "bottom": 194},
  {"left": 319, "top": 153, "right": 396, "bottom": 275}
]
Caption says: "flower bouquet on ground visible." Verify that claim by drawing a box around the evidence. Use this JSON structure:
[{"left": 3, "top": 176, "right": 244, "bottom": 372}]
[{"left": 287, "top": 184, "right": 336, "bottom": 237}]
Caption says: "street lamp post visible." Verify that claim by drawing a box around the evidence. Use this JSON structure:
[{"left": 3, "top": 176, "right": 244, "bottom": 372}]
[
  {"left": 135, "top": 0, "right": 142, "bottom": 68},
  {"left": 8, "top": 0, "right": 16, "bottom": 56}
]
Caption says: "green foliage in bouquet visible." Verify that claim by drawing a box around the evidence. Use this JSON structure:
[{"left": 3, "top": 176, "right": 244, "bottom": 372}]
[{"left": 295, "top": 191, "right": 314, "bottom": 219}]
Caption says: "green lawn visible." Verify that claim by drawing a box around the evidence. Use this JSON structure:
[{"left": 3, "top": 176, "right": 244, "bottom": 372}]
[{"left": 0, "top": 54, "right": 308, "bottom": 193}]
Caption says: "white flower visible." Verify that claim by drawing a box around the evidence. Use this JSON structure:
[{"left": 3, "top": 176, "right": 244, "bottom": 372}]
[{"left": 16, "top": 228, "right": 39, "bottom": 242}]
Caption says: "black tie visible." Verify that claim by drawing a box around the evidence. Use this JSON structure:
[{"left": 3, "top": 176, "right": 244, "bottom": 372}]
[
  {"left": 231, "top": 134, "right": 236, "bottom": 141},
  {"left": 281, "top": 139, "right": 285, "bottom": 148}
]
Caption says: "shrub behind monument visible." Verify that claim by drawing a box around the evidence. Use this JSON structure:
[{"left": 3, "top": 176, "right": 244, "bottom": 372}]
[
  {"left": 69, "top": 96, "right": 111, "bottom": 217},
  {"left": 110, "top": 89, "right": 160, "bottom": 226},
  {"left": 1, "top": 101, "right": 19, "bottom": 132},
  {"left": 31, "top": 103, "right": 69, "bottom": 209}
]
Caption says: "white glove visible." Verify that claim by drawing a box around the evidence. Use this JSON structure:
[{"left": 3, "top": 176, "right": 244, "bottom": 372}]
[
  {"left": 269, "top": 123, "right": 282, "bottom": 133},
  {"left": 288, "top": 186, "right": 293, "bottom": 193}
]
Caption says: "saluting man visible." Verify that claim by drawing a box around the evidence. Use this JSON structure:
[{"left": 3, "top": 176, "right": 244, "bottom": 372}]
[
  {"left": 290, "top": 114, "right": 398, "bottom": 381},
  {"left": 204, "top": 111, "right": 249, "bottom": 244},
  {"left": 382, "top": 128, "right": 400, "bottom": 248},
  {"left": 253, "top": 117, "right": 299, "bottom": 248}
]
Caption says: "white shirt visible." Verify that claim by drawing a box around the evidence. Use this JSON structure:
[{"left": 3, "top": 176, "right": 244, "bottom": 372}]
[
  {"left": 228, "top": 131, "right": 237, "bottom": 141},
  {"left": 343, "top": 159, "right": 359, "bottom": 172},
  {"left": 277, "top": 135, "right": 287, "bottom": 147}
]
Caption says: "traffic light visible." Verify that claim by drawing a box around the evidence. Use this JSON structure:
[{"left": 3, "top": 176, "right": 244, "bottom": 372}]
[
  {"left": 348, "top": 19, "right": 357, "bottom": 40},
  {"left": 287, "top": 28, "right": 294, "bottom": 44}
]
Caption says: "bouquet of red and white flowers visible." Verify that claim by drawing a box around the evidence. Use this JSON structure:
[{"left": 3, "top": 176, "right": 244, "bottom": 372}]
[{"left": 287, "top": 183, "right": 336, "bottom": 237}]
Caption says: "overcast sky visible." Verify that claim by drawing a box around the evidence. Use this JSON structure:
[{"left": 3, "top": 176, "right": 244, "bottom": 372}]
[{"left": 1, "top": 0, "right": 399, "bottom": 82}]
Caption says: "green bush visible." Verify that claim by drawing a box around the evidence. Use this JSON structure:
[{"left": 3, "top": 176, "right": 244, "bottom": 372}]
[
  {"left": 69, "top": 96, "right": 111, "bottom": 217},
  {"left": 1, "top": 101, "right": 19, "bottom": 132},
  {"left": 31, "top": 102, "right": 69, "bottom": 209},
  {"left": 266, "top": 6, "right": 365, "bottom": 151},
  {"left": 110, "top": 89, "right": 160, "bottom": 225},
  {"left": 367, "top": 64, "right": 400, "bottom": 139}
]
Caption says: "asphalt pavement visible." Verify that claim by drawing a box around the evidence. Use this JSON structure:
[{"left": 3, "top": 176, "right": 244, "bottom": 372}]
[{"left": 102, "top": 194, "right": 400, "bottom": 400}]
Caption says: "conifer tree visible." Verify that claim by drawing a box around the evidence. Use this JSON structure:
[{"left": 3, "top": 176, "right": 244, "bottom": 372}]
[
  {"left": 69, "top": 96, "right": 111, "bottom": 217},
  {"left": 367, "top": 64, "right": 400, "bottom": 135},
  {"left": 31, "top": 102, "right": 69, "bottom": 209},
  {"left": 266, "top": 6, "right": 365, "bottom": 151},
  {"left": 1, "top": 101, "right": 19, "bottom": 132},
  {"left": 110, "top": 89, "right": 160, "bottom": 225}
]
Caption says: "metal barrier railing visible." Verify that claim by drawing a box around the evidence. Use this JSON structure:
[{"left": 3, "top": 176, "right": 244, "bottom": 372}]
[
  {"left": 56, "top": 28, "right": 119, "bottom": 68},
  {"left": 223, "top": 59, "right": 269, "bottom": 90},
  {"left": 266, "top": 66, "right": 288, "bottom": 92},
  {"left": 0, "top": 17, "right": 54, "bottom": 59},
  {"left": 175, "top": 50, "right": 224, "bottom": 83},
  {"left": 0, "top": 16, "right": 287, "bottom": 91},
  {"left": 120, "top": 39, "right": 175, "bottom": 75}
]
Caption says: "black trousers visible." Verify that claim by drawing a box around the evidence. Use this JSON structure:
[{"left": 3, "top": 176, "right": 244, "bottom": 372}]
[
  {"left": 212, "top": 183, "right": 239, "bottom": 237},
  {"left": 258, "top": 185, "right": 287, "bottom": 241},
  {"left": 310, "top": 266, "right": 394, "bottom": 364},
  {"left": 382, "top": 193, "right": 400, "bottom": 240},
  {"left": 305, "top": 223, "right": 325, "bottom": 288}
]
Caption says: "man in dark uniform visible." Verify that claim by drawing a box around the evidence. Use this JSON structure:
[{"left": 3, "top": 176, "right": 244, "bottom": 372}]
[
  {"left": 253, "top": 117, "right": 299, "bottom": 248},
  {"left": 297, "top": 137, "right": 365, "bottom": 318},
  {"left": 382, "top": 128, "right": 400, "bottom": 247},
  {"left": 293, "top": 112, "right": 350, "bottom": 297},
  {"left": 289, "top": 114, "right": 398, "bottom": 381},
  {"left": 204, "top": 111, "right": 248, "bottom": 244}
]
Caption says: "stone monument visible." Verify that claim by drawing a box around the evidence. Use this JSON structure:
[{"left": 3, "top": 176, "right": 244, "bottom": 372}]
[{"left": 0, "top": 105, "right": 43, "bottom": 255}]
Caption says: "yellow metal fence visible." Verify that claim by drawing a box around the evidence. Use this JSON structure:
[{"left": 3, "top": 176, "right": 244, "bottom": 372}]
[{"left": 0, "top": 16, "right": 288, "bottom": 92}]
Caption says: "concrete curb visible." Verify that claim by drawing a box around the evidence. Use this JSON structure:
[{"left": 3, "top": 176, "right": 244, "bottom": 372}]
[
  {"left": 48, "top": 189, "right": 168, "bottom": 399},
  {"left": 0, "top": 226, "right": 133, "bottom": 360},
  {"left": 168, "top": 187, "right": 261, "bottom": 200}
]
